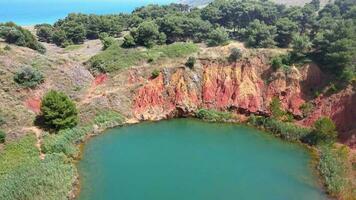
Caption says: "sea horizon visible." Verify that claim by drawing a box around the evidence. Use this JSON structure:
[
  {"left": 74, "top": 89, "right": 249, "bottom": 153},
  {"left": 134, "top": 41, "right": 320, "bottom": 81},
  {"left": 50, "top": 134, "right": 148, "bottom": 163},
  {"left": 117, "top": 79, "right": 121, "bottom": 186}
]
[{"left": 0, "top": 0, "right": 176, "bottom": 26}]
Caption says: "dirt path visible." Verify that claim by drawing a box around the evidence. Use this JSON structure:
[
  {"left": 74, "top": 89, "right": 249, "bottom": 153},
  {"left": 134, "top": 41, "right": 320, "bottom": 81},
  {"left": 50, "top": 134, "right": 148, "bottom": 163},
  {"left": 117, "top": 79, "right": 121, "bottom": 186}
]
[{"left": 22, "top": 126, "right": 45, "bottom": 160}]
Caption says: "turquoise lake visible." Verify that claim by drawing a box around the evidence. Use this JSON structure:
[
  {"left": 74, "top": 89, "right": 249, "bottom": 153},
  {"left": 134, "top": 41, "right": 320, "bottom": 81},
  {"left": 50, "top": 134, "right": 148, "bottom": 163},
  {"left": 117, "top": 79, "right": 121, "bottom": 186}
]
[
  {"left": 78, "top": 119, "right": 326, "bottom": 200},
  {"left": 0, "top": 0, "right": 175, "bottom": 25}
]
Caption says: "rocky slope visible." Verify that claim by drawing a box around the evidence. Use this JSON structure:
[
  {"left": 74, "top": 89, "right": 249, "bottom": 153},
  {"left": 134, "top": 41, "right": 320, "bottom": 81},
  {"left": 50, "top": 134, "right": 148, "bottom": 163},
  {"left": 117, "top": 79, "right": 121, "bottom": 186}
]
[{"left": 132, "top": 56, "right": 356, "bottom": 147}]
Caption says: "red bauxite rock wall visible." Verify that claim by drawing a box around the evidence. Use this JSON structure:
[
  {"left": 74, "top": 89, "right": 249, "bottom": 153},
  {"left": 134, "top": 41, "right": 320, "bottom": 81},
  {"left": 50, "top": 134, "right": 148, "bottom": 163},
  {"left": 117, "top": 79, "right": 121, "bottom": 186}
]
[{"left": 132, "top": 57, "right": 355, "bottom": 146}]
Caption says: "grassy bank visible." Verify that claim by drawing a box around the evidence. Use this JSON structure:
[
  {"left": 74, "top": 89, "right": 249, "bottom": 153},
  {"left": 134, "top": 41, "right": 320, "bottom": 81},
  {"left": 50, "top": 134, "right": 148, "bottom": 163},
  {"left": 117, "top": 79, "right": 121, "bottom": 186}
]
[
  {"left": 88, "top": 42, "right": 199, "bottom": 73},
  {"left": 0, "top": 111, "right": 124, "bottom": 199}
]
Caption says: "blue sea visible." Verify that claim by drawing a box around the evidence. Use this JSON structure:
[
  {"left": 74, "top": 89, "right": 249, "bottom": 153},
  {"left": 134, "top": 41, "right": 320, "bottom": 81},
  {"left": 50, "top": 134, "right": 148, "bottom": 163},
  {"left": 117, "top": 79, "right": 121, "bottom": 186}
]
[{"left": 0, "top": 0, "right": 175, "bottom": 25}]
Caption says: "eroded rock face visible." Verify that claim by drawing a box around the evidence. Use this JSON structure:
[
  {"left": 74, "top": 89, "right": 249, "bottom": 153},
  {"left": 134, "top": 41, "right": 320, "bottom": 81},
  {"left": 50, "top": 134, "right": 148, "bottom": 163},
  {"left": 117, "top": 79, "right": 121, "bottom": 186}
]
[
  {"left": 133, "top": 57, "right": 305, "bottom": 118},
  {"left": 132, "top": 57, "right": 355, "bottom": 146}
]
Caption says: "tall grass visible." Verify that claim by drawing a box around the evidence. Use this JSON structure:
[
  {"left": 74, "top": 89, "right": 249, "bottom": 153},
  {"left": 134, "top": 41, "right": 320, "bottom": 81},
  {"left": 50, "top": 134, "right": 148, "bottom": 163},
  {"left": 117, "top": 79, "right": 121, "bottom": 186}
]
[
  {"left": 248, "top": 115, "right": 311, "bottom": 142},
  {"left": 318, "top": 144, "right": 354, "bottom": 199},
  {"left": 0, "top": 135, "right": 76, "bottom": 200},
  {"left": 0, "top": 111, "right": 125, "bottom": 199}
]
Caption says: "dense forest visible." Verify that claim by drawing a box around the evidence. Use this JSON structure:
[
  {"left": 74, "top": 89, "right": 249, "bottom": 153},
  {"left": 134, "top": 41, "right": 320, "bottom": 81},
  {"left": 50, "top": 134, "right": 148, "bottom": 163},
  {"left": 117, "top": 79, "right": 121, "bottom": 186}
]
[{"left": 30, "top": 0, "right": 355, "bottom": 84}]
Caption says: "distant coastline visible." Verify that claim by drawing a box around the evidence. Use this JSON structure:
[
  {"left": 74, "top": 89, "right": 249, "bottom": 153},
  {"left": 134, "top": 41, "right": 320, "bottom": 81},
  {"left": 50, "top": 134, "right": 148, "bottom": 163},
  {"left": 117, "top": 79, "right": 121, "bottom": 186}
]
[{"left": 0, "top": 0, "right": 175, "bottom": 26}]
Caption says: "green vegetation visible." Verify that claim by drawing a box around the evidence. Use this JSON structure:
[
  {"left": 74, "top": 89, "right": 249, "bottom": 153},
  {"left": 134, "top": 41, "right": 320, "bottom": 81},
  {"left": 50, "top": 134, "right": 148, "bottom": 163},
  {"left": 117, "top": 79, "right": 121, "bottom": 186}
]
[
  {"left": 248, "top": 115, "right": 311, "bottom": 142},
  {"left": 151, "top": 69, "right": 160, "bottom": 79},
  {"left": 0, "top": 114, "right": 5, "bottom": 126},
  {"left": 130, "top": 21, "right": 166, "bottom": 48},
  {"left": 13, "top": 67, "right": 44, "bottom": 88},
  {"left": 299, "top": 102, "right": 314, "bottom": 118},
  {"left": 196, "top": 109, "right": 233, "bottom": 122},
  {"left": 244, "top": 20, "right": 277, "bottom": 48},
  {"left": 185, "top": 56, "right": 196, "bottom": 69},
  {"left": 3, "top": 45, "right": 11, "bottom": 51},
  {"left": 40, "top": 91, "right": 78, "bottom": 130},
  {"left": 318, "top": 144, "right": 353, "bottom": 198},
  {"left": 228, "top": 48, "right": 242, "bottom": 62},
  {"left": 99, "top": 33, "right": 116, "bottom": 50},
  {"left": 306, "top": 117, "right": 337, "bottom": 145},
  {"left": 88, "top": 42, "right": 198, "bottom": 73},
  {"left": 206, "top": 27, "right": 229, "bottom": 47},
  {"left": 269, "top": 97, "right": 289, "bottom": 120},
  {"left": 0, "top": 22, "right": 45, "bottom": 53},
  {"left": 42, "top": 111, "right": 124, "bottom": 157},
  {"left": 0, "top": 130, "right": 5, "bottom": 143},
  {"left": 0, "top": 135, "right": 76, "bottom": 200},
  {"left": 35, "top": 13, "right": 125, "bottom": 47}
]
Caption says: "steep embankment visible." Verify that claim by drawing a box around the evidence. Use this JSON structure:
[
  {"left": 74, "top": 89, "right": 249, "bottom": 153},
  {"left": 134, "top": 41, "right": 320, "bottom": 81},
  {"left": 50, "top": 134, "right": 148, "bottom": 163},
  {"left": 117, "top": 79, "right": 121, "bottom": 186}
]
[{"left": 132, "top": 56, "right": 356, "bottom": 147}]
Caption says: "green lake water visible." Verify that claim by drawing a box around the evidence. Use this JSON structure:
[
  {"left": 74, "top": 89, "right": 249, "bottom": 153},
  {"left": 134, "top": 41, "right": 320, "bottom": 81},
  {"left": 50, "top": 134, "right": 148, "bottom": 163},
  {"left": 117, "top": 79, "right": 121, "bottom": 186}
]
[{"left": 78, "top": 119, "right": 326, "bottom": 200}]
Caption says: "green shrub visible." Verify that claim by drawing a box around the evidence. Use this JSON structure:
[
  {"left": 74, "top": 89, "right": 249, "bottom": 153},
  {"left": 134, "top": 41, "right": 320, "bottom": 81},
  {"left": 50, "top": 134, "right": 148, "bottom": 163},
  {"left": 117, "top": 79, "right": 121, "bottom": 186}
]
[
  {"left": 271, "top": 56, "right": 283, "bottom": 70},
  {"left": 196, "top": 109, "right": 233, "bottom": 122},
  {"left": 99, "top": 33, "right": 116, "bottom": 50},
  {"left": 248, "top": 116, "right": 311, "bottom": 142},
  {"left": 151, "top": 69, "right": 160, "bottom": 79},
  {"left": 40, "top": 90, "right": 78, "bottom": 130},
  {"left": 269, "top": 97, "right": 285, "bottom": 120},
  {"left": 228, "top": 48, "right": 242, "bottom": 62},
  {"left": 299, "top": 102, "right": 314, "bottom": 117},
  {"left": 185, "top": 56, "right": 196, "bottom": 69},
  {"left": 306, "top": 117, "right": 337, "bottom": 145},
  {"left": 93, "top": 110, "right": 124, "bottom": 129},
  {"left": 14, "top": 67, "right": 44, "bottom": 88},
  {"left": 42, "top": 126, "right": 91, "bottom": 156},
  {"left": 122, "top": 34, "right": 136, "bottom": 48},
  {"left": 0, "top": 130, "right": 5, "bottom": 143},
  {"left": 35, "top": 24, "right": 54, "bottom": 43},
  {"left": 3, "top": 45, "right": 11, "bottom": 51},
  {"left": 206, "top": 27, "right": 229, "bottom": 47},
  {"left": 131, "top": 21, "right": 166, "bottom": 48}
]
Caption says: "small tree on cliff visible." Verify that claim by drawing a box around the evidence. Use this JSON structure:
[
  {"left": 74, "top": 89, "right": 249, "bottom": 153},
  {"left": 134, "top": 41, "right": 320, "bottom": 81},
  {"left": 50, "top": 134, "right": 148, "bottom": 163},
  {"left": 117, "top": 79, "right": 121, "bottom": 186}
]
[
  {"left": 40, "top": 90, "right": 78, "bottom": 131},
  {"left": 269, "top": 97, "right": 285, "bottom": 120}
]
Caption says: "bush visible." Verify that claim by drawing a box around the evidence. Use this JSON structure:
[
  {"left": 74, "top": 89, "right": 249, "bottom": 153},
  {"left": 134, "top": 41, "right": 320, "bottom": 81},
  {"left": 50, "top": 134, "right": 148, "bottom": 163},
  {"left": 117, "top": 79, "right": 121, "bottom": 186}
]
[
  {"left": 271, "top": 56, "right": 283, "bottom": 70},
  {"left": 40, "top": 90, "right": 78, "bottom": 130},
  {"left": 0, "top": 130, "right": 5, "bottom": 143},
  {"left": 3, "top": 45, "right": 11, "bottom": 51},
  {"left": 248, "top": 116, "right": 311, "bottom": 141},
  {"left": 35, "top": 24, "right": 54, "bottom": 43},
  {"left": 206, "top": 27, "right": 229, "bottom": 47},
  {"left": 299, "top": 102, "right": 314, "bottom": 117},
  {"left": 196, "top": 109, "right": 233, "bottom": 122},
  {"left": 185, "top": 56, "right": 196, "bottom": 69},
  {"left": 131, "top": 21, "right": 166, "bottom": 48},
  {"left": 99, "top": 33, "right": 116, "bottom": 50},
  {"left": 151, "top": 69, "right": 160, "bottom": 79},
  {"left": 306, "top": 117, "right": 337, "bottom": 145},
  {"left": 228, "top": 48, "right": 242, "bottom": 62},
  {"left": 269, "top": 97, "right": 285, "bottom": 120},
  {"left": 13, "top": 67, "right": 44, "bottom": 88},
  {"left": 122, "top": 34, "right": 136, "bottom": 48},
  {"left": 51, "top": 30, "right": 68, "bottom": 47}
]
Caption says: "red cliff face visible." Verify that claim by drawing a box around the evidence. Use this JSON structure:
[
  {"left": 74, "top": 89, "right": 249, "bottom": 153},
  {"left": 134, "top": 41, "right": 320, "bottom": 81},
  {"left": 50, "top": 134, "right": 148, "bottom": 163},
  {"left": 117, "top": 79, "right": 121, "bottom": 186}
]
[{"left": 132, "top": 57, "right": 355, "bottom": 146}]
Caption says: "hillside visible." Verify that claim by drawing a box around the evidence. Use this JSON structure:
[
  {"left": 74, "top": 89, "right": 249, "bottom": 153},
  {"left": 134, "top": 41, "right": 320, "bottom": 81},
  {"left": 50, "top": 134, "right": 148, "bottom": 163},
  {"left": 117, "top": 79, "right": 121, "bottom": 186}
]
[{"left": 0, "top": 0, "right": 355, "bottom": 199}]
